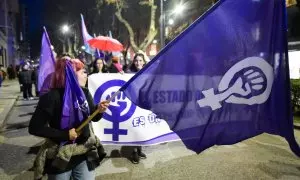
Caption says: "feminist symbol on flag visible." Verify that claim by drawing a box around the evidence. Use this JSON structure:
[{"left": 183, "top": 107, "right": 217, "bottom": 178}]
[
  {"left": 197, "top": 57, "right": 274, "bottom": 110},
  {"left": 94, "top": 80, "right": 136, "bottom": 141}
]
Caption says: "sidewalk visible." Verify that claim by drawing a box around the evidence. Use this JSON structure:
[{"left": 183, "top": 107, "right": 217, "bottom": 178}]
[
  {"left": 0, "top": 80, "right": 20, "bottom": 131},
  {"left": 294, "top": 122, "right": 300, "bottom": 129}
]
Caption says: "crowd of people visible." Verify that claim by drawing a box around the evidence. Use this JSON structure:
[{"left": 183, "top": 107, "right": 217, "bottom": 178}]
[{"left": 0, "top": 62, "right": 39, "bottom": 99}]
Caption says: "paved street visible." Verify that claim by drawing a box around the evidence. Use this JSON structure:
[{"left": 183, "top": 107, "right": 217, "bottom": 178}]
[{"left": 0, "top": 82, "right": 299, "bottom": 180}]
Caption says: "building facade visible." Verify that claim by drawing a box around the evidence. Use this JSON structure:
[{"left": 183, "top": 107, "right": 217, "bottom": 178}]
[{"left": 0, "top": 0, "right": 21, "bottom": 68}]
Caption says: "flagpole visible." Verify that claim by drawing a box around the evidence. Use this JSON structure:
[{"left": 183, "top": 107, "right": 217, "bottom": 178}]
[
  {"left": 75, "top": 91, "right": 121, "bottom": 133},
  {"left": 160, "top": 0, "right": 165, "bottom": 49}
]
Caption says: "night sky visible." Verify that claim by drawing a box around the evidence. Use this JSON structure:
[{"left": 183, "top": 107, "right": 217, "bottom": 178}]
[
  {"left": 22, "top": 0, "right": 212, "bottom": 59},
  {"left": 21, "top": 0, "right": 44, "bottom": 58},
  {"left": 22, "top": 0, "right": 300, "bottom": 59},
  {"left": 22, "top": 0, "right": 116, "bottom": 58}
]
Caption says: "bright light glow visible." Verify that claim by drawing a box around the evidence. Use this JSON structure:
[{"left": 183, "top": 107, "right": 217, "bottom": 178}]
[
  {"left": 153, "top": 39, "right": 158, "bottom": 44},
  {"left": 173, "top": 5, "right": 185, "bottom": 15},
  {"left": 61, "top": 24, "right": 70, "bottom": 34},
  {"left": 81, "top": 46, "right": 86, "bottom": 50},
  {"left": 168, "top": 19, "right": 174, "bottom": 25}
]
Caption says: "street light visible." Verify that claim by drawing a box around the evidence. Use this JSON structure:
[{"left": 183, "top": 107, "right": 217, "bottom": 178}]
[
  {"left": 168, "top": 19, "right": 174, "bottom": 25},
  {"left": 61, "top": 24, "right": 70, "bottom": 34},
  {"left": 173, "top": 4, "right": 185, "bottom": 15}
]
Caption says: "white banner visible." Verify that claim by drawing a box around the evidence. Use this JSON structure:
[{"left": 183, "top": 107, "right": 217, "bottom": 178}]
[{"left": 88, "top": 73, "right": 179, "bottom": 145}]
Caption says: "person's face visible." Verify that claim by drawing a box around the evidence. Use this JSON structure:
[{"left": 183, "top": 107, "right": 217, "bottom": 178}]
[
  {"left": 96, "top": 59, "right": 103, "bottom": 72},
  {"left": 76, "top": 68, "right": 87, "bottom": 87},
  {"left": 134, "top": 56, "right": 145, "bottom": 71}
]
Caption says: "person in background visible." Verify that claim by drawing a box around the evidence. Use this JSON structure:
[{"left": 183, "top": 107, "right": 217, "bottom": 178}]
[
  {"left": 126, "top": 52, "right": 148, "bottom": 164},
  {"left": 32, "top": 65, "right": 39, "bottom": 97},
  {"left": 19, "top": 64, "right": 34, "bottom": 100},
  {"left": 0, "top": 65, "right": 6, "bottom": 81},
  {"left": 29, "top": 57, "right": 109, "bottom": 180},
  {"left": 16, "top": 65, "right": 23, "bottom": 92},
  {"left": 108, "top": 56, "right": 124, "bottom": 73},
  {"left": 7, "top": 64, "right": 13, "bottom": 80},
  {"left": 126, "top": 53, "right": 147, "bottom": 73},
  {"left": 90, "top": 57, "right": 108, "bottom": 75},
  {"left": 85, "top": 57, "right": 108, "bottom": 88}
]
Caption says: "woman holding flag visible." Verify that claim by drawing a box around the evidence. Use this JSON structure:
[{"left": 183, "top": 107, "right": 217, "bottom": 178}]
[{"left": 29, "top": 56, "right": 109, "bottom": 180}]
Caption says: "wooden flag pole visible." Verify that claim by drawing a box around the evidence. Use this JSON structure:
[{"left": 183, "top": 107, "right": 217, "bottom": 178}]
[{"left": 75, "top": 91, "right": 121, "bottom": 133}]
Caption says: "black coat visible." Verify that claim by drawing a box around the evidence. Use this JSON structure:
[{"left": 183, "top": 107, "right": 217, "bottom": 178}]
[
  {"left": 29, "top": 88, "right": 103, "bottom": 174},
  {"left": 19, "top": 70, "right": 33, "bottom": 84}
]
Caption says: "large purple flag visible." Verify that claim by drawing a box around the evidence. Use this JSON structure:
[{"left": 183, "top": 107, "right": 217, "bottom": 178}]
[
  {"left": 119, "top": 0, "right": 300, "bottom": 156},
  {"left": 61, "top": 61, "right": 90, "bottom": 130},
  {"left": 38, "top": 27, "right": 55, "bottom": 95},
  {"left": 81, "top": 14, "right": 95, "bottom": 55}
]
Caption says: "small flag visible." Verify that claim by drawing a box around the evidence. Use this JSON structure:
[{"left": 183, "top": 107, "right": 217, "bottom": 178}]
[
  {"left": 38, "top": 27, "right": 56, "bottom": 95},
  {"left": 81, "top": 14, "right": 95, "bottom": 55}
]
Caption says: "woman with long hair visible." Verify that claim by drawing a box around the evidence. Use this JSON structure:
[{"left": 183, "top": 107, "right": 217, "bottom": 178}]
[
  {"left": 91, "top": 57, "right": 108, "bottom": 74},
  {"left": 126, "top": 52, "right": 148, "bottom": 164},
  {"left": 127, "top": 53, "right": 147, "bottom": 73}
]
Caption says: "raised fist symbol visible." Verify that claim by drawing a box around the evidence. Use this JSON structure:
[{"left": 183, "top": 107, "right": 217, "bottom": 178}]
[
  {"left": 197, "top": 57, "right": 273, "bottom": 110},
  {"left": 106, "top": 91, "right": 127, "bottom": 115}
]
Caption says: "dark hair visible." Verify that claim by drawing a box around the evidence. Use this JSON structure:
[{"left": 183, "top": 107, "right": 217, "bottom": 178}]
[
  {"left": 128, "top": 53, "right": 146, "bottom": 72},
  {"left": 91, "top": 58, "right": 108, "bottom": 74}
]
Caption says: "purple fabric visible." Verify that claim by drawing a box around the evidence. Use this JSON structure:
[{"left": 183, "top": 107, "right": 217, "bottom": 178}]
[
  {"left": 38, "top": 27, "right": 55, "bottom": 94},
  {"left": 120, "top": 0, "right": 300, "bottom": 156},
  {"left": 101, "top": 132, "right": 179, "bottom": 145},
  {"left": 60, "top": 61, "right": 90, "bottom": 130}
]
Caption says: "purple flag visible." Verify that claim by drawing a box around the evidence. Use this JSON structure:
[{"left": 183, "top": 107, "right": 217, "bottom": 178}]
[
  {"left": 119, "top": 0, "right": 300, "bottom": 156},
  {"left": 61, "top": 61, "right": 90, "bottom": 130},
  {"left": 38, "top": 27, "right": 55, "bottom": 95},
  {"left": 81, "top": 14, "right": 95, "bottom": 55}
]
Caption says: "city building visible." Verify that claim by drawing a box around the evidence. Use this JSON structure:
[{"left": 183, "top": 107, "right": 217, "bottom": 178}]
[{"left": 0, "top": 0, "right": 19, "bottom": 68}]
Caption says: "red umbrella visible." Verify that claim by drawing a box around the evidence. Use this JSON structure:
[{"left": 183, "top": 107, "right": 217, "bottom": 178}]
[{"left": 87, "top": 36, "right": 123, "bottom": 52}]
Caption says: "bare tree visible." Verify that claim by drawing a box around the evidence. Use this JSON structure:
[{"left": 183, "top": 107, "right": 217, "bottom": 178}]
[{"left": 96, "top": 0, "right": 158, "bottom": 52}]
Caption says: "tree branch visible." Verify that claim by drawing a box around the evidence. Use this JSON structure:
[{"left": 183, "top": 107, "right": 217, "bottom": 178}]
[
  {"left": 115, "top": 9, "right": 139, "bottom": 52},
  {"left": 139, "top": 0, "right": 157, "bottom": 50}
]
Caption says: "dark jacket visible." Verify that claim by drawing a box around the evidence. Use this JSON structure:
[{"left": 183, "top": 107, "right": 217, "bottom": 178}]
[
  {"left": 108, "top": 63, "right": 120, "bottom": 73},
  {"left": 32, "top": 69, "right": 38, "bottom": 85},
  {"left": 29, "top": 87, "right": 103, "bottom": 174},
  {"left": 19, "top": 70, "right": 33, "bottom": 84}
]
